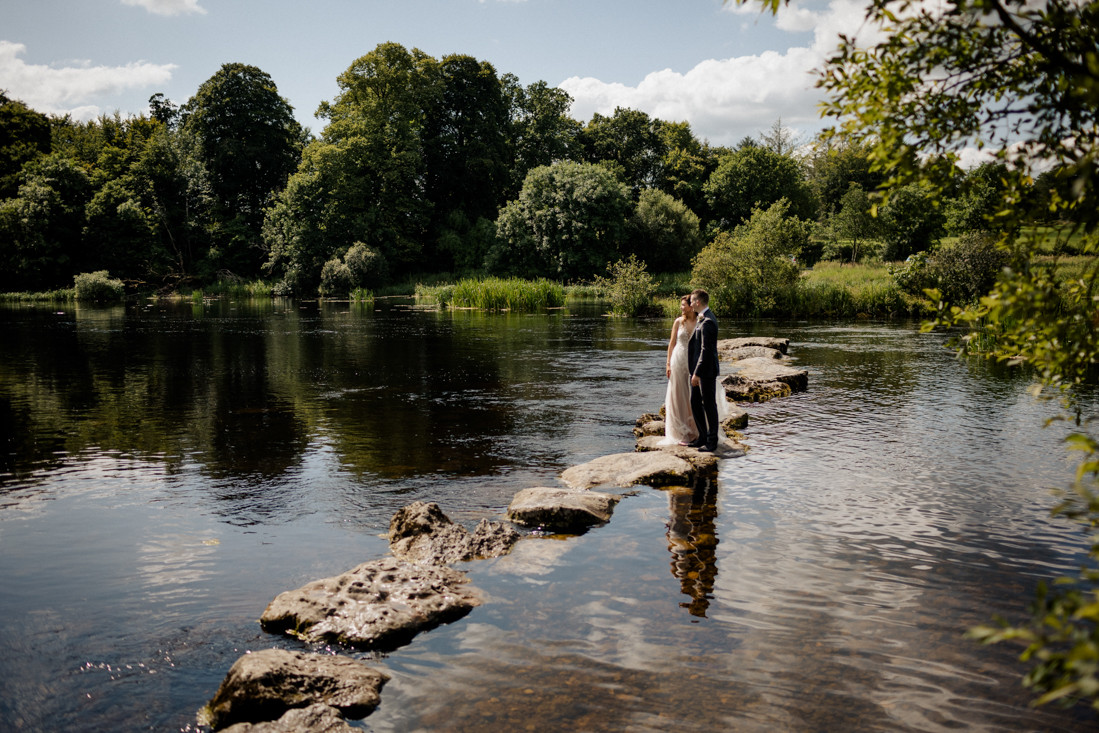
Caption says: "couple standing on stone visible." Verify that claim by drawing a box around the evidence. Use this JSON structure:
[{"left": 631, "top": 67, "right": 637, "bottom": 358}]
[{"left": 661, "top": 289, "right": 725, "bottom": 452}]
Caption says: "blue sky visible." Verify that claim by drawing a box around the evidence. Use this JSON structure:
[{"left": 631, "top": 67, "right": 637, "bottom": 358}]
[{"left": 0, "top": 0, "right": 874, "bottom": 147}]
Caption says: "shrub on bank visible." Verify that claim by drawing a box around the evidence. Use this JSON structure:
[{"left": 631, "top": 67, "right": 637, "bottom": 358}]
[
  {"left": 594, "top": 255, "right": 659, "bottom": 316},
  {"left": 73, "top": 271, "right": 124, "bottom": 302}
]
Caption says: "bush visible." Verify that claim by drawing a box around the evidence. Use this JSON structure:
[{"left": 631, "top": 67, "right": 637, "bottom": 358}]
[
  {"left": 889, "top": 231, "right": 1008, "bottom": 306},
  {"left": 594, "top": 254, "right": 659, "bottom": 316},
  {"left": 318, "top": 258, "right": 351, "bottom": 297},
  {"left": 73, "top": 270, "right": 124, "bottom": 302},
  {"left": 929, "top": 231, "right": 1009, "bottom": 305},
  {"left": 345, "top": 242, "right": 390, "bottom": 289},
  {"left": 691, "top": 199, "right": 808, "bottom": 316}
]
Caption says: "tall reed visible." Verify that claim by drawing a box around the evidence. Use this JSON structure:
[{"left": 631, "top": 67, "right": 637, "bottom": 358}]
[{"left": 438, "top": 277, "right": 565, "bottom": 311}]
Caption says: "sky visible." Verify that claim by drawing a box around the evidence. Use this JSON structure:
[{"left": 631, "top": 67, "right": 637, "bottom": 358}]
[{"left": 0, "top": 0, "right": 880, "bottom": 148}]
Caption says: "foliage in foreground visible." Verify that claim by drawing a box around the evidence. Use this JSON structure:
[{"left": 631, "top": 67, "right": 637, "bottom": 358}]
[{"left": 759, "top": 0, "right": 1099, "bottom": 709}]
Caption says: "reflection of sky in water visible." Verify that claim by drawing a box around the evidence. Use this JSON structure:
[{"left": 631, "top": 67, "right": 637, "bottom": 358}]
[{"left": 2, "top": 306, "right": 1098, "bottom": 731}]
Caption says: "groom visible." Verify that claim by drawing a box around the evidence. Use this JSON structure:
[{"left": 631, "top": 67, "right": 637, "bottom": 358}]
[{"left": 687, "top": 289, "right": 720, "bottom": 452}]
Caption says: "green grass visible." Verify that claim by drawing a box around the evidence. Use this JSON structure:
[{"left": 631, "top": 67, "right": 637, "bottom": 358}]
[
  {"left": 419, "top": 276, "right": 565, "bottom": 311},
  {"left": 0, "top": 289, "right": 75, "bottom": 302}
]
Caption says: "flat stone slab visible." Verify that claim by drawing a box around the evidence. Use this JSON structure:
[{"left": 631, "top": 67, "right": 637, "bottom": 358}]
[
  {"left": 388, "top": 501, "right": 519, "bottom": 565},
  {"left": 635, "top": 436, "right": 747, "bottom": 462},
  {"left": 201, "top": 649, "right": 388, "bottom": 730},
  {"left": 259, "top": 557, "right": 480, "bottom": 650},
  {"left": 561, "top": 451, "right": 695, "bottom": 490},
  {"left": 721, "top": 356, "right": 808, "bottom": 402},
  {"left": 221, "top": 704, "right": 356, "bottom": 733},
  {"left": 718, "top": 337, "right": 789, "bottom": 354},
  {"left": 718, "top": 344, "right": 783, "bottom": 362},
  {"left": 507, "top": 487, "right": 621, "bottom": 531}
]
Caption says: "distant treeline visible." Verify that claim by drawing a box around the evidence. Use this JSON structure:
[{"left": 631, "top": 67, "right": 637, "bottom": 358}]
[{"left": 0, "top": 42, "right": 1074, "bottom": 296}]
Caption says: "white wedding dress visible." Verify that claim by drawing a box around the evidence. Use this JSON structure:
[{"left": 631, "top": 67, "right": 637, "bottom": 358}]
[
  {"left": 660, "top": 320, "right": 732, "bottom": 446},
  {"left": 661, "top": 321, "right": 698, "bottom": 445}
]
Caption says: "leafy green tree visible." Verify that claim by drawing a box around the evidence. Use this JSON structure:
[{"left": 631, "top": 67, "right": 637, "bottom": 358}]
[
  {"left": 740, "top": 0, "right": 1099, "bottom": 708},
  {"left": 655, "top": 120, "right": 716, "bottom": 221},
  {"left": 488, "top": 160, "right": 631, "bottom": 280},
  {"left": 0, "top": 154, "right": 91, "bottom": 290},
  {"left": 806, "top": 136, "right": 883, "bottom": 217},
  {"left": 834, "top": 183, "right": 879, "bottom": 263},
  {"left": 423, "top": 54, "right": 511, "bottom": 269},
  {"left": 503, "top": 77, "right": 581, "bottom": 197},
  {"left": 182, "top": 63, "right": 304, "bottom": 276},
  {"left": 578, "top": 107, "right": 665, "bottom": 196},
  {"left": 703, "top": 145, "right": 814, "bottom": 230},
  {"left": 944, "top": 162, "right": 1010, "bottom": 235},
  {"left": 691, "top": 198, "right": 808, "bottom": 315},
  {"left": 628, "top": 188, "right": 703, "bottom": 272},
  {"left": 0, "top": 92, "right": 51, "bottom": 199},
  {"left": 877, "top": 183, "right": 944, "bottom": 261}
]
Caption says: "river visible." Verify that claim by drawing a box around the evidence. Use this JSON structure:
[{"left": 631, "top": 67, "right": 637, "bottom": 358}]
[{"left": 0, "top": 298, "right": 1095, "bottom": 731}]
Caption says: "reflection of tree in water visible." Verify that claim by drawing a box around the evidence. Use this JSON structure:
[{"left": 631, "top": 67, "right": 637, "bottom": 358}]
[{"left": 665, "top": 479, "right": 719, "bottom": 618}]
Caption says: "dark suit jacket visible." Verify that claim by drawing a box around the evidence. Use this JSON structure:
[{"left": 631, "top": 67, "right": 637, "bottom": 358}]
[{"left": 689, "top": 308, "right": 719, "bottom": 379}]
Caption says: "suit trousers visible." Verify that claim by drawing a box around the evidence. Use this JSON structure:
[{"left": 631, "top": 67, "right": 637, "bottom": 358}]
[{"left": 690, "top": 373, "right": 719, "bottom": 447}]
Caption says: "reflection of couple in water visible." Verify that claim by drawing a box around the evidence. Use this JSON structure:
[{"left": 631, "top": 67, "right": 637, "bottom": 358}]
[
  {"left": 666, "top": 480, "right": 719, "bottom": 618},
  {"left": 660, "top": 289, "right": 728, "bottom": 452},
  {"left": 659, "top": 289, "right": 725, "bottom": 617}
]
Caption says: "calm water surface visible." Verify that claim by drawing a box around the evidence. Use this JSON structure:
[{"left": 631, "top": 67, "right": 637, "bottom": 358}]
[{"left": 1, "top": 299, "right": 1096, "bottom": 731}]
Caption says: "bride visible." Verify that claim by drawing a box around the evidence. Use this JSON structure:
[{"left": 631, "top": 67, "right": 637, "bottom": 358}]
[{"left": 660, "top": 296, "right": 699, "bottom": 445}]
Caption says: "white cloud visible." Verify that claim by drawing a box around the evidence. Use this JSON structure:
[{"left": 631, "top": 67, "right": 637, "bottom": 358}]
[
  {"left": 0, "top": 41, "right": 176, "bottom": 120},
  {"left": 562, "top": 0, "right": 882, "bottom": 147},
  {"left": 121, "top": 0, "right": 207, "bottom": 16}
]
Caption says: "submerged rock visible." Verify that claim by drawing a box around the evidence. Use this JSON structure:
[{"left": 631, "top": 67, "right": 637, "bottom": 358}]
[
  {"left": 221, "top": 704, "right": 355, "bottom": 733},
  {"left": 201, "top": 649, "right": 387, "bottom": 731},
  {"left": 259, "top": 557, "right": 480, "bottom": 650},
  {"left": 718, "top": 336, "right": 789, "bottom": 354},
  {"left": 721, "top": 356, "right": 808, "bottom": 402},
  {"left": 561, "top": 451, "right": 695, "bottom": 490},
  {"left": 388, "top": 501, "right": 519, "bottom": 565},
  {"left": 507, "top": 487, "right": 621, "bottom": 531}
]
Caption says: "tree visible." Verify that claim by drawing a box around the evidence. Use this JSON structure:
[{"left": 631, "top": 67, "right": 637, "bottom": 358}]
[
  {"left": 628, "top": 188, "right": 703, "bottom": 272},
  {"left": 423, "top": 54, "right": 511, "bottom": 270},
  {"left": 944, "top": 162, "right": 1010, "bottom": 235},
  {"left": 877, "top": 183, "right": 944, "bottom": 261},
  {"left": 806, "top": 136, "right": 884, "bottom": 217},
  {"left": 578, "top": 107, "right": 665, "bottom": 196},
  {"left": 739, "top": 0, "right": 1099, "bottom": 708},
  {"left": 0, "top": 92, "right": 51, "bottom": 199},
  {"left": 691, "top": 198, "right": 808, "bottom": 315},
  {"left": 703, "top": 145, "right": 814, "bottom": 229},
  {"left": 834, "top": 183, "right": 879, "bottom": 262},
  {"left": 0, "top": 154, "right": 91, "bottom": 290},
  {"left": 655, "top": 120, "right": 715, "bottom": 220},
  {"left": 182, "top": 63, "right": 304, "bottom": 276},
  {"left": 488, "top": 160, "right": 631, "bottom": 280},
  {"left": 503, "top": 77, "right": 581, "bottom": 197}
]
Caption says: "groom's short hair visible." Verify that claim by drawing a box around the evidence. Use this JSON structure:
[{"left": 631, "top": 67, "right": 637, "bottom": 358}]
[{"left": 690, "top": 289, "right": 709, "bottom": 305}]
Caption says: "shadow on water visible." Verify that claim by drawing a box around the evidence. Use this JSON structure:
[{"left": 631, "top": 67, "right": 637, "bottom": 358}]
[{"left": 0, "top": 302, "right": 1097, "bottom": 731}]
